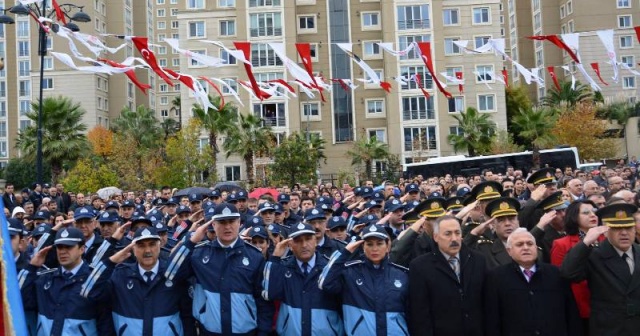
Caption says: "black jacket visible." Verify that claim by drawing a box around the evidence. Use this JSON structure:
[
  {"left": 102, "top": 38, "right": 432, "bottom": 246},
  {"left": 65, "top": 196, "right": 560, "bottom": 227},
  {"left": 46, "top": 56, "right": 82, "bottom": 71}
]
[{"left": 409, "top": 245, "right": 486, "bottom": 336}]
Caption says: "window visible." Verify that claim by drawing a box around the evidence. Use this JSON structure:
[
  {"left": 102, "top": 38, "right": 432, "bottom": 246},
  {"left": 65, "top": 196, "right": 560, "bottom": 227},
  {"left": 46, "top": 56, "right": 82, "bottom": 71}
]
[
  {"left": 188, "top": 21, "right": 205, "bottom": 38},
  {"left": 0, "top": 82, "right": 4, "bottom": 98},
  {"left": 0, "top": 102, "right": 5, "bottom": 117},
  {"left": 397, "top": 5, "right": 430, "bottom": 30},
  {"left": 366, "top": 99, "right": 385, "bottom": 116},
  {"left": 172, "top": 58, "right": 180, "bottom": 67},
  {"left": 0, "top": 121, "right": 6, "bottom": 138},
  {"left": 362, "top": 12, "right": 380, "bottom": 29},
  {"left": 476, "top": 65, "right": 494, "bottom": 82},
  {"left": 225, "top": 166, "right": 241, "bottom": 181},
  {"left": 18, "top": 41, "right": 30, "bottom": 57},
  {"left": 171, "top": 8, "right": 179, "bottom": 16},
  {"left": 190, "top": 50, "right": 207, "bottom": 67},
  {"left": 157, "top": 21, "right": 166, "bottom": 30},
  {"left": 18, "top": 61, "right": 30, "bottom": 77},
  {"left": 618, "top": 15, "right": 632, "bottom": 28},
  {"left": 249, "top": 0, "right": 281, "bottom": 7},
  {"left": 171, "top": 21, "right": 179, "bottom": 29},
  {"left": 301, "top": 102, "right": 320, "bottom": 119},
  {"left": 473, "top": 7, "right": 490, "bottom": 24},
  {"left": 160, "top": 97, "right": 169, "bottom": 105},
  {"left": 17, "top": 21, "right": 29, "bottom": 38},
  {"left": 620, "top": 36, "right": 633, "bottom": 48},
  {"left": 159, "top": 84, "right": 169, "bottom": 93},
  {"left": 250, "top": 12, "right": 283, "bottom": 37},
  {"left": 404, "top": 126, "right": 437, "bottom": 151},
  {"left": 368, "top": 129, "right": 386, "bottom": 143},
  {"left": 478, "top": 94, "right": 496, "bottom": 111},
  {"left": 444, "top": 38, "right": 461, "bottom": 55},
  {"left": 161, "top": 109, "right": 169, "bottom": 117},
  {"left": 187, "top": 0, "right": 204, "bottom": 9},
  {"left": 251, "top": 44, "right": 283, "bottom": 67},
  {"left": 19, "top": 100, "right": 31, "bottom": 115},
  {"left": 560, "top": 5, "right": 565, "bottom": 18},
  {"left": 363, "top": 41, "right": 381, "bottom": 59},
  {"left": 221, "top": 50, "right": 237, "bottom": 65},
  {"left": 621, "top": 55, "right": 634, "bottom": 68},
  {"left": 42, "top": 78, "right": 54, "bottom": 90},
  {"left": 158, "top": 46, "right": 167, "bottom": 54},
  {"left": 567, "top": 20, "right": 574, "bottom": 33},
  {"left": 364, "top": 70, "right": 384, "bottom": 89},
  {"left": 623, "top": 76, "right": 636, "bottom": 89},
  {"left": 474, "top": 36, "right": 491, "bottom": 49},
  {"left": 254, "top": 103, "right": 286, "bottom": 127},
  {"left": 158, "top": 58, "right": 167, "bottom": 67},
  {"left": 566, "top": 1, "right": 573, "bottom": 14},
  {"left": 400, "top": 65, "right": 432, "bottom": 90},
  {"left": 298, "top": 15, "right": 316, "bottom": 33},
  {"left": 617, "top": 0, "right": 631, "bottom": 8},
  {"left": 448, "top": 96, "right": 464, "bottom": 113},
  {"left": 20, "top": 120, "right": 32, "bottom": 131},
  {"left": 157, "top": 9, "right": 165, "bottom": 17},
  {"left": 443, "top": 8, "right": 459, "bottom": 25},
  {"left": 220, "top": 20, "right": 235, "bottom": 36},
  {"left": 157, "top": 0, "right": 165, "bottom": 4},
  {"left": 398, "top": 35, "right": 430, "bottom": 60},
  {"left": 449, "top": 126, "right": 464, "bottom": 138},
  {"left": 221, "top": 78, "right": 238, "bottom": 94},
  {"left": 219, "top": 0, "right": 235, "bottom": 7},
  {"left": 402, "top": 96, "right": 435, "bottom": 121},
  {"left": 19, "top": 80, "right": 30, "bottom": 97}
]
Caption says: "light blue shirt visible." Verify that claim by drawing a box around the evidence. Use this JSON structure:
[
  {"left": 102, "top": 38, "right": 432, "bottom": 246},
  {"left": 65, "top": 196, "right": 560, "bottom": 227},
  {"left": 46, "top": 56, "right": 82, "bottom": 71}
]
[
  {"left": 62, "top": 260, "right": 84, "bottom": 277},
  {"left": 296, "top": 254, "right": 316, "bottom": 274},
  {"left": 138, "top": 261, "right": 160, "bottom": 282}
]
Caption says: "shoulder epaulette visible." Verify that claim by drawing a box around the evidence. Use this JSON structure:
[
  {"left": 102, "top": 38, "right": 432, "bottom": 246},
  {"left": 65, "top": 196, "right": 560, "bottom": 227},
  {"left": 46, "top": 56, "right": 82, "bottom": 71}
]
[
  {"left": 195, "top": 241, "right": 210, "bottom": 248},
  {"left": 477, "top": 239, "right": 493, "bottom": 245},
  {"left": 344, "top": 259, "right": 364, "bottom": 267},
  {"left": 37, "top": 268, "right": 58, "bottom": 276},
  {"left": 390, "top": 262, "right": 409, "bottom": 272},
  {"left": 244, "top": 242, "right": 262, "bottom": 253}
]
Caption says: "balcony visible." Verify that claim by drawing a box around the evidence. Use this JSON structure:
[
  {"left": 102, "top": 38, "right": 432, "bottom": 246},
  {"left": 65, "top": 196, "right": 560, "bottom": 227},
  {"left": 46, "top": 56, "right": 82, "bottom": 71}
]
[
  {"left": 397, "top": 19, "right": 430, "bottom": 30},
  {"left": 249, "top": 27, "right": 283, "bottom": 38}
]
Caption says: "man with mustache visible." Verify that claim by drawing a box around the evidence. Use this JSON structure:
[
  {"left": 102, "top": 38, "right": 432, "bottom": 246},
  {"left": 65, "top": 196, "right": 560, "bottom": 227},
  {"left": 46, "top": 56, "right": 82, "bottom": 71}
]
[
  {"left": 305, "top": 207, "right": 343, "bottom": 258},
  {"left": 561, "top": 203, "right": 640, "bottom": 334},
  {"left": 262, "top": 223, "right": 343, "bottom": 335},
  {"left": 485, "top": 228, "right": 581, "bottom": 335},
  {"left": 464, "top": 197, "right": 522, "bottom": 269},
  {"left": 81, "top": 226, "right": 188, "bottom": 335},
  {"left": 408, "top": 215, "right": 487, "bottom": 336}
]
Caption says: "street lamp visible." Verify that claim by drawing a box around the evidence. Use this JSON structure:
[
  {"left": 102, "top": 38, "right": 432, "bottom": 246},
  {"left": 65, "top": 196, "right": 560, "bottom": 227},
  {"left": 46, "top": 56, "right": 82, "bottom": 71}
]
[{"left": 0, "top": 2, "right": 90, "bottom": 185}]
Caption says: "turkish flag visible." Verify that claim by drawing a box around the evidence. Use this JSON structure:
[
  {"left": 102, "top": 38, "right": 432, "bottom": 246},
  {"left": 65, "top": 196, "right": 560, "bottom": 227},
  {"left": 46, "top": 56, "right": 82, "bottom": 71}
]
[
  {"left": 416, "top": 42, "right": 452, "bottom": 99},
  {"left": 234, "top": 42, "right": 271, "bottom": 100},
  {"left": 590, "top": 63, "right": 608, "bottom": 86},
  {"left": 455, "top": 72, "right": 464, "bottom": 93},
  {"left": 52, "top": 0, "right": 67, "bottom": 25},
  {"left": 295, "top": 43, "right": 325, "bottom": 101},
  {"left": 528, "top": 35, "right": 579, "bottom": 64},
  {"left": 547, "top": 66, "right": 561, "bottom": 91},
  {"left": 98, "top": 58, "right": 152, "bottom": 95},
  {"left": 131, "top": 37, "right": 174, "bottom": 86}
]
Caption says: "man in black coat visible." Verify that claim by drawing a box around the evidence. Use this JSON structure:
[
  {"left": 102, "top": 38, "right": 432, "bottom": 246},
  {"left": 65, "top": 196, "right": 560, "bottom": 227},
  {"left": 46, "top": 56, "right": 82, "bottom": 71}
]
[
  {"left": 561, "top": 203, "right": 640, "bottom": 335},
  {"left": 485, "top": 227, "right": 582, "bottom": 336},
  {"left": 409, "top": 215, "right": 486, "bottom": 336}
]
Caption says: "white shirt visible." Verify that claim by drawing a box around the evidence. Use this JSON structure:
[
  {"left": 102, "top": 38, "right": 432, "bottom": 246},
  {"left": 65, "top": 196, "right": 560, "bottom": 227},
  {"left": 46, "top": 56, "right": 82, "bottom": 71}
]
[
  {"left": 519, "top": 264, "right": 537, "bottom": 282},
  {"left": 138, "top": 261, "right": 160, "bottom": 282}
]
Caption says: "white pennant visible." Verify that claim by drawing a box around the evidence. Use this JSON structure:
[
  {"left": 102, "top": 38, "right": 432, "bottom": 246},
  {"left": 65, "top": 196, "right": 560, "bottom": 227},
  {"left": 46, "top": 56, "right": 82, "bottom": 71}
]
[
  {"left": 164, "top": 38, "right": 226, "bottom": 67},
  {"left": 562, "top": 66, "right": 577, "bottom": 90},
  {"left": 204, "top": 77, "right": 244, "bottom": 106},
  {"left": 596, "top": 30, "right": 619, "bottom": 82},
  {"left": 560, "top": 33, "right": 601, "bottom": 91},
  {"left": 51, "top": 52, "right": 119, "bottom": 74},
  {"left": 335, "top": 43, "right": 383, "bottom": 84},
  {"left": 377, "top": 42, "right": 416, "bottom": 57},
  {"left": 200, "top": 40, "right": 251, "bottom": 65},
  {"left": 268, "top": 43, "right": 315, "bottom": 87},
  {"left": 290, "top": 81, "right": 316, "bottom": 99}
]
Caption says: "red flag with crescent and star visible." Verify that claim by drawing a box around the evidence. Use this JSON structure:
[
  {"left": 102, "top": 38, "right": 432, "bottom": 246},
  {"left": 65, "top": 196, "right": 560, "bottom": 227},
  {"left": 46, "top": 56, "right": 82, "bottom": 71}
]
[{"left": 131, "top": 37, "right": 174, "bottom": 86}]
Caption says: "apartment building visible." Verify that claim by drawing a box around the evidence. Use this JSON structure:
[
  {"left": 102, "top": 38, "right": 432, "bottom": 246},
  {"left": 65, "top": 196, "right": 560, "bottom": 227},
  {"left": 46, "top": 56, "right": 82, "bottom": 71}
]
[{"left": 175, "top": 0, "right": 508, "bottom": 180}]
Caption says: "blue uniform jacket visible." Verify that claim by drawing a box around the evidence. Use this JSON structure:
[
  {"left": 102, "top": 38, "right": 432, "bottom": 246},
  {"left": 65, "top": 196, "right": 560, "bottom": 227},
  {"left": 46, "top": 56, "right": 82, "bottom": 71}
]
[
  {"left": 81, "top": 258, "right": 186, "bottom": 336},
  {"left": 319, "top": 251, "right": 409, "bottom": 336},
  {"left": 19, "top": 262, "right": 109, "bottom": 336},
  {"left": 262, "top": 253, "right": 343, "bottom": 336},
  {"left": 167, "top": 238, "right": 273, "bottom": 335}
]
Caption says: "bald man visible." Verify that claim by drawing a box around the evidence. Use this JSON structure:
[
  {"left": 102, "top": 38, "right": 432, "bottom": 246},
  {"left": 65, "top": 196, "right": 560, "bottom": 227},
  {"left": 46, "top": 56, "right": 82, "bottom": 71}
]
[
  {"left": 583, "top": 181, "right": 600, "bottom": 198},
  {"left": 566, "top": 179, "right": 584, "bottom": 200}
]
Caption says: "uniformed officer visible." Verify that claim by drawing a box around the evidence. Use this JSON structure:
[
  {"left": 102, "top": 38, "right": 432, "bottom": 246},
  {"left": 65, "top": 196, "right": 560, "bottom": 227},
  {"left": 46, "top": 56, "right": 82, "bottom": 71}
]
[
  {"left": 19, "top": 227, "right": 110, "bottom": 335},
  {"left": 82, "top": 226, "right": 187, "bottom": 336},
  {"left": 263, "top": 223, "right": 343, "bottom": 335},
  {"left": 460, "top": 181, "right": 503, "bottom": 237},
  {"left": 327, "top": 216, "right": 349, "bottom": 243},
  {"left": 519, "top": 167, "right": 559, "bottom": 230},
  {"left": 278, "top": 193, "right": 302, "bottom": 230},
  {"left": 380, "top": 198, "right": 406, "bottom": 241},
  {"left": 8, "top": 218, "right": 29, "bottom": 270},
  {"left": 464, "top": 197, "right": 522, "bottom": 269},
  {"left": 319, "top": 224, "right": 409, "bottom": 336},
  {"left": 304, "top": 207, "right": 343, "bottom": 258},
  {"left": 120, "top": 200, "right": 136, "bottom": 223},
  {"left": 530, "top": 191, "right": 569, "bottom": 262},
  {"left": 188, "top": 193, "right": 203, "bottom": 212},
  {"left": 165, "top": 203, "right": 273, "bottom": 335},
  {"left": 73, "top": 206, "right": 106, "bottom": 263},
  {"left": 257, "top": 201, "right": 277, "bottom": 226},
  {"left": 247, "top": 225, "right": 271, "bottom": 259}
]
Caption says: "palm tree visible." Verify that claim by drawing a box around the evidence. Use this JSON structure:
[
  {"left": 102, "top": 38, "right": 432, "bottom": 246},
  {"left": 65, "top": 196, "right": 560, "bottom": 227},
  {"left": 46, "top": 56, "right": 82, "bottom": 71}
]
[
  {"left": 16, "top": 96, "right": 90, "bottom": 183},
  {"left": 171, "top": 95, "right": 182, "bottom": 128},
  {"left": 223, "top": 113, "right": 273, "bottom": 185},
  {"left": 111, "top": 105, "right": 162, "bottom": 178},
  {"left": 542, "top": 80, "right": 593, "bottom": 107},
  {"left": 160, "top": 118, "right": 180, "bottom": 141},
  {"left": 192, "top": 95, "right": 238, "bottom": 178},
  {"left": 347, "top": 135, "right": 390, "bottom": 181},
  {"left": 511, "top": 107, "right": 558, "bottom": 169},
  {"left": 447, "top": 107, "right": 496, "bottom": 156}
]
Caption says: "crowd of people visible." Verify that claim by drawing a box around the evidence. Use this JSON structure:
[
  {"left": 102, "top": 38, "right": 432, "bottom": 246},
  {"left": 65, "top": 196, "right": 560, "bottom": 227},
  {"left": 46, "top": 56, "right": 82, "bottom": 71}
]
[{"left": 4, "top": 161, "right": 640, "bottom": 335}]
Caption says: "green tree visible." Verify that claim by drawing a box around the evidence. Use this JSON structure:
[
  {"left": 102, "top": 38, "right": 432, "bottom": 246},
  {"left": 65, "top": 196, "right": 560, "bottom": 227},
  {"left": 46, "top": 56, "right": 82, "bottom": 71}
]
[
  {"left": 61, "top": 158, "right": 119, "bottom": 193},
  {"left": 111, "top": 105, "right": 162, "bottom": 180},
  {"left": 447, "top": 107, "right": 496, "bottom": 156},
  {"left": 223, "top": 113, "right": 273, "bottom": 185},
  {"left": 271, "top": 132, "right": 326, "bottom": 186},
  {"left": 347, "top": 135, "right": 390, "bottom": 181},
  {"left": 192, "top": 96, "right": 238, "bottom": 180},
  {"left": 490, "top": 130, "right": 524, "bottom": 154},
  {"left": 542, "top": 80, "right": 593, "bottom": 107},
  {"left": 155, "top": 119, "right": 212, "bottom": 188},
  {"left": 512, "top": 107, "right": 558, "bottom": 169},
  {"left": 505, "top": 85, "right": 533, "bottom": 146},
  {"left": 160, "top": 118, "right": 180, "bottom": 142},
  {"left": 4, "top": 157, "right": 51, "bottom": 189},
  {"left": 15, "top": 96, "right": 91, "bottom": 183}
]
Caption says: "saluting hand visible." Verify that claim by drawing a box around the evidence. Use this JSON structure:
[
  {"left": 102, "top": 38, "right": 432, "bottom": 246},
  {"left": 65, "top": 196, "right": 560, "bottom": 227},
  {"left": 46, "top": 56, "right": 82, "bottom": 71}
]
[
  {"left": 536, "top": 210, "right": 557, "bottom": 229},
  {"left": 530, "top": 185, "right": 547, "bottom": 202},
  {"left": 109, "top": 243, "right": 135, "bottom": 264},
  {"left": 583, "top": 226, "right": 608, "bottom": 246},
  {"left": 29, "top": 246, "right": 52, "bottom": 268},
  {"left": 189, "top": 219, "right": 210, "bottom": 244},
  {"left": 345, "top": 239, "right": 364, "bottom": 253},
  {"left": 409, "top": 216, "right": 427, "bottom": 234},
  {"left": 272, "top": 238, "right": 292, "bottom": 258},
  {"left": 456, "top": 200, "right": 478, "bottom": 219},
  {"left": 470, "top": 217, "right": 495, "bottom": 237},
  {"left": 111, "top": 222, "right": 131, "bottom": 241}
]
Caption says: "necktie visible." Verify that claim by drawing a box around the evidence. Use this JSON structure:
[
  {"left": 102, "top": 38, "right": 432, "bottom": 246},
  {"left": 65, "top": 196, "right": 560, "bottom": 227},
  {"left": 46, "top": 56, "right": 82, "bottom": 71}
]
[
  {"left": 302, "top": 262, "right": 309, "bottom": 277},
  {"left": 523, "top": 269, "right": 534, "bottom": 282},
  {"left": 63, "top": 271, "right": 73, "bottom": 279},
  {"left": 622, "top": 253, "right": 634, "bottom": 274},
  {"left": 144, "top": 271, "right": 154, "bottom": 283},
  {"left": 448, "top": 257, "right": 460, "bottom": 281}
]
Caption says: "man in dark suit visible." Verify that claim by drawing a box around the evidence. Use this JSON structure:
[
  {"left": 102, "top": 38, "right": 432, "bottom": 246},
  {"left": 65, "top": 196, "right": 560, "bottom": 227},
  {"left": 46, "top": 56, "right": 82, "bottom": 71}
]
[
  {"left": 409, "top": 215, "right": 486, "bottom": 336},
  {"left": 3, "top": 183, "right": 17, "bottom": 213},
  {"left": 561, "top": 203, "right": 640, "bottom": 335},
  {"left": 485, "top": 227, "right": 582, "bottom": 336}
]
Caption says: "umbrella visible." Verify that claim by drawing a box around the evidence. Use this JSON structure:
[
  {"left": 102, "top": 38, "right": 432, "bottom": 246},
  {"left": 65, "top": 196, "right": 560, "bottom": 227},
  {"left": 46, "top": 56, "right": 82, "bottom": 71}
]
[
  {"left": 213, "top": 182, "right": 242, "bottom": 193},
  {"left": 97, "top": 186, "right": 122, "bottom": 200},
  {"left": 249, "top": 187, "right": 279, "bottom": 199},
  {"left": 174, "top": 187, "right": 212, "bottom": 197}
]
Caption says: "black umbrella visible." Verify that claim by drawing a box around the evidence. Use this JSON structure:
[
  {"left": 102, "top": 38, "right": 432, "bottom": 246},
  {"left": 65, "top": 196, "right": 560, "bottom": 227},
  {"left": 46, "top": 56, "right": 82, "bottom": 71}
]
[
  {"left": 174, "top": 187, "right": 212, "bottom": 197},
  {"left": 213, "top": 182, "right": 242, "bottom": 193}
]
